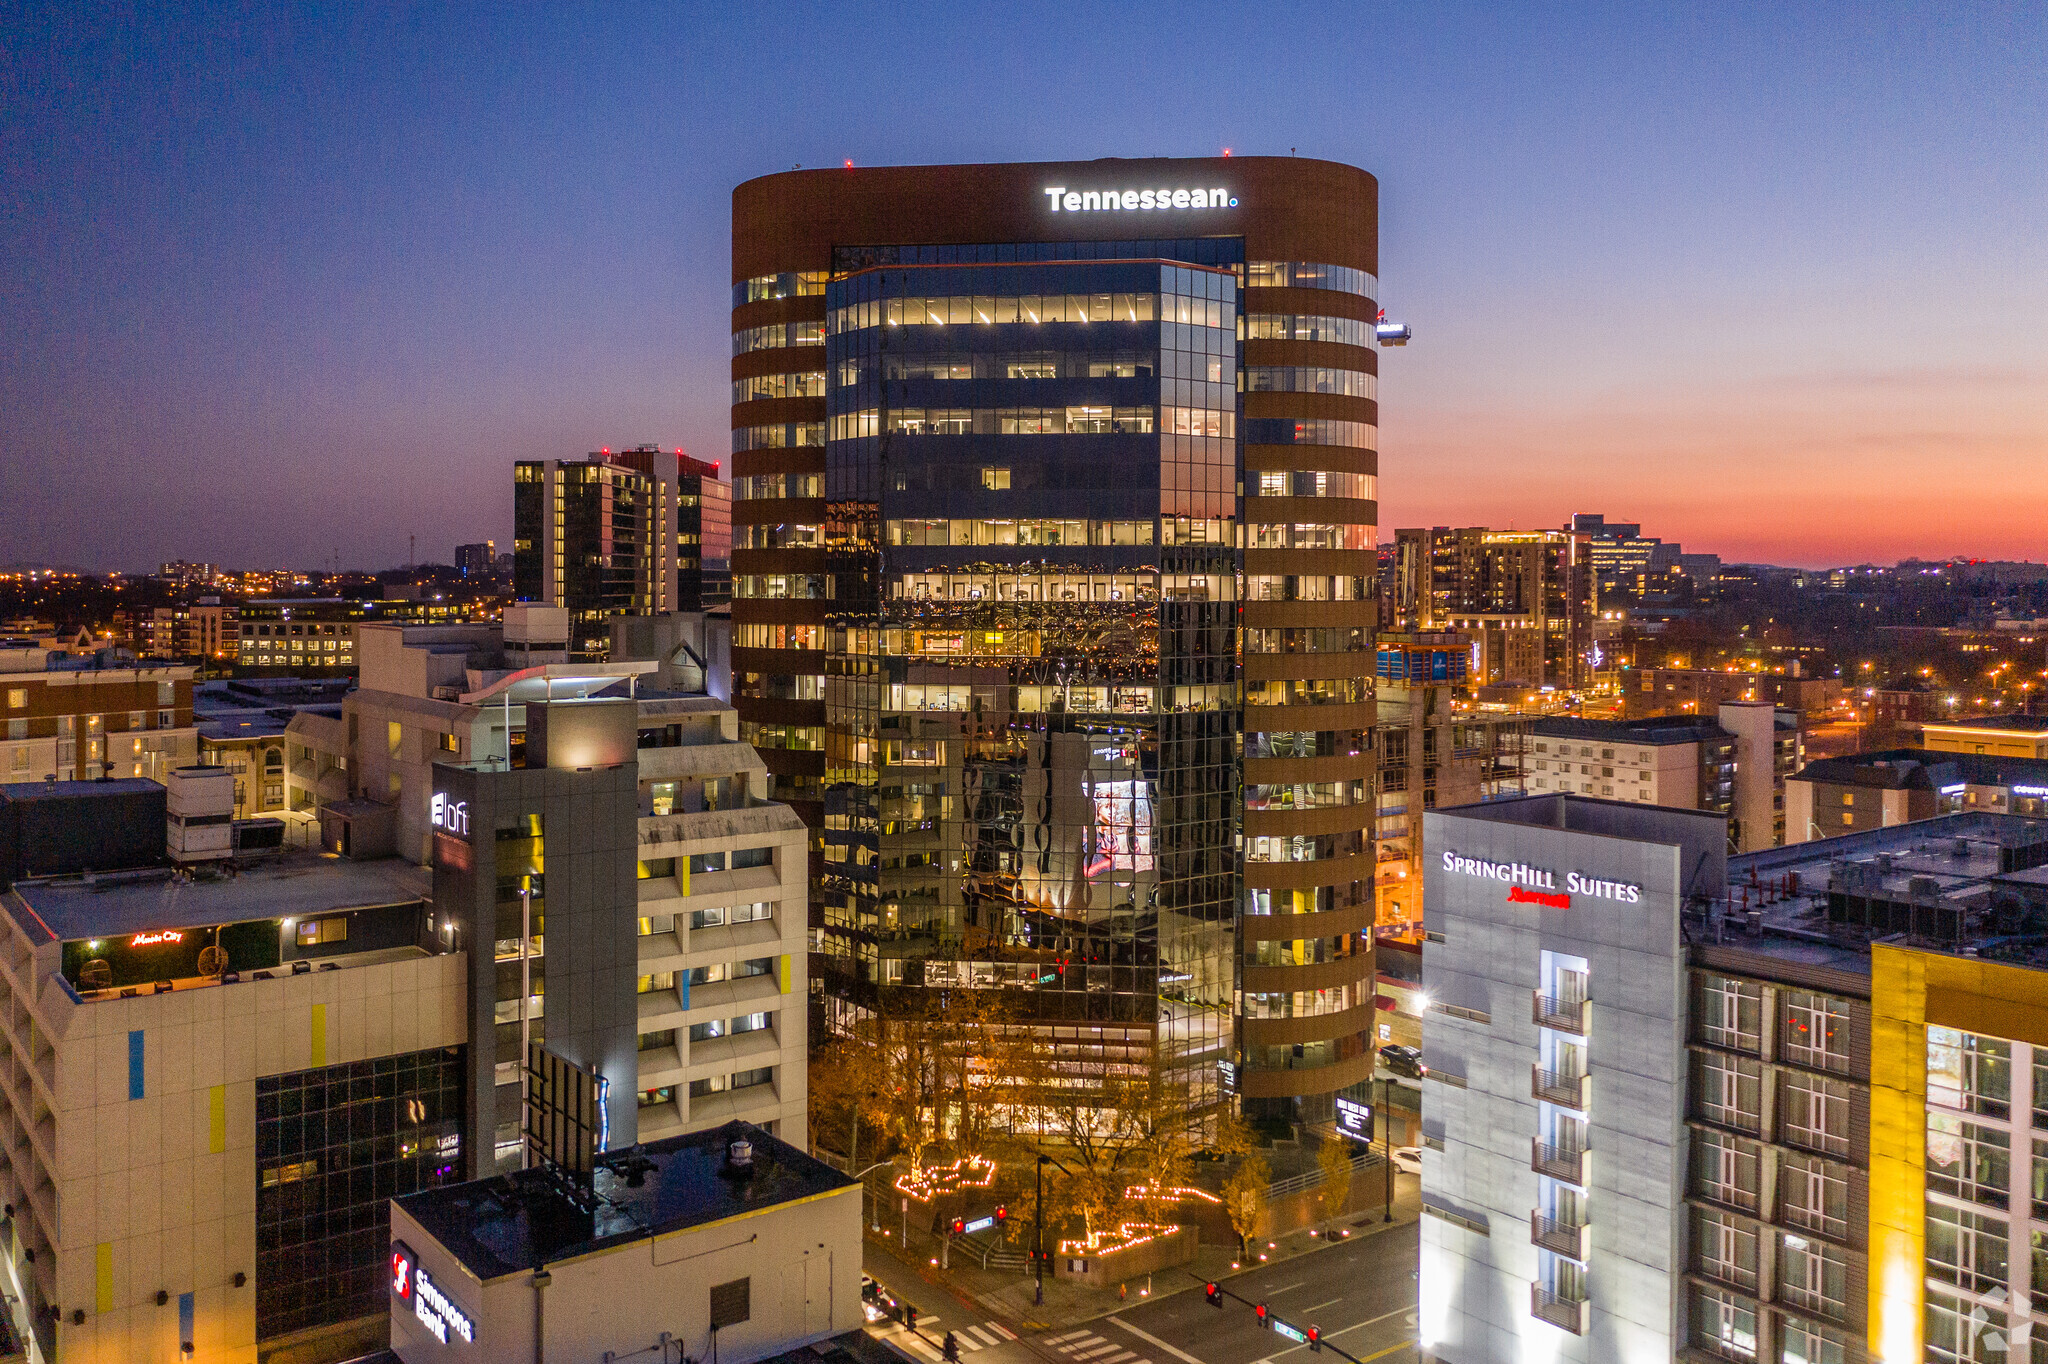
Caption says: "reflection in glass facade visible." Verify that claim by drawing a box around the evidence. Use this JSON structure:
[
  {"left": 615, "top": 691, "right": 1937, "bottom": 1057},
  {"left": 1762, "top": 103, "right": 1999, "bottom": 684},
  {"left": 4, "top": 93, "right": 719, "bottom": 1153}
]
[
  {"left": 255, "top": 1046, "right": 465, "bottom": 1337},
  {"left": 814, "top": 251, "right": 1242, "bottom": 1111}
]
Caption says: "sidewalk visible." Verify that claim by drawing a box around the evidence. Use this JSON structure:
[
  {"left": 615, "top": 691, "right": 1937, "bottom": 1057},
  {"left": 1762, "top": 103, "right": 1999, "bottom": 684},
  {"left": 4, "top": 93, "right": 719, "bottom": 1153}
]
[{"left": 863, "top": 1177, "right": 1422, "bottom": 1336}]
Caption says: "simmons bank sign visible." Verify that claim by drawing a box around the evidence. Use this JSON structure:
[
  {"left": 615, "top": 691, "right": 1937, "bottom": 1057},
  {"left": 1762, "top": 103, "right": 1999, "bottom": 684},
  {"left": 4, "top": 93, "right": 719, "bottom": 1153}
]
[{"left": 1441, "top": 850, "right": 1642, "bottom": 909}]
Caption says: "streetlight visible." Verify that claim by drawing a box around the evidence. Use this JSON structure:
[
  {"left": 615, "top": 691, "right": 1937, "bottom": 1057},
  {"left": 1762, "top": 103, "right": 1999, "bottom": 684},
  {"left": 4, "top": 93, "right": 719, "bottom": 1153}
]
[{"left": 1035, "top": 1152, "right": 1072, "bottom": 1306}]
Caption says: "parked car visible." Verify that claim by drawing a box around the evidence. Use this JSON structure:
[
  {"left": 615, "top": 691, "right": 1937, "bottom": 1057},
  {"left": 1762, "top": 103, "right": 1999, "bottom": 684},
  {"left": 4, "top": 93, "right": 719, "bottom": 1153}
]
[
  {"left": 1391, "top": 1146, "right": 1424, "bottom": 1176},
  {"left": 1379, "top": 1044, "right": 1427, "bottom": 1078}
]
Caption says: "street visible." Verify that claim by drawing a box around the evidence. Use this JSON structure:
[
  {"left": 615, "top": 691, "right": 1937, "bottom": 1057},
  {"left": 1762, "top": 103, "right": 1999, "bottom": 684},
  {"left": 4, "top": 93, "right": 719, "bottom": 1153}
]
[{"left": 868, "top": 1222, "right": 1419, "bottom": 1364}]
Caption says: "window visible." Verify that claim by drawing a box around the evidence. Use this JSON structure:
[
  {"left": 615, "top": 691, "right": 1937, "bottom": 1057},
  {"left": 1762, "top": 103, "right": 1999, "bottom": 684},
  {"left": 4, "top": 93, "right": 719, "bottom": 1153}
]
[
  {"left": 1697, "top": 972, "right": 1762, "bottom": 1052},
  {"left": 980, "top": 466, "right": 1011, "bottom": 490},
  {"left": 6, "top": 688, "right": 25, "bottom": 709},
  {"left": 2031, "top": 1227, "right": 2048, "bottom": 1313},
  {"left": 639, "top": 1086, "right": 675, "bottom": 1107},
  {"left": 295, "top": 917, "right": 347, "bottom": 947},
  {"left": 1777, "top": 1154, "right": 1848, "bottom": 1239},
  {"left": 1690, "top": 1286, "right": 1757, "bottom": 1361},
  {"left": 1927, "top": 1288, "right": 2007, "bottom": 1363},
  {"left": 1779, "top": 1319, "right": 1847, "bottom": 1364},
  {"left": 1930, "top": 1026, "right": 2011, "bottom": 1118},
  {"left": 1929, "top": 1111, "right": 2011, "bottom": 1208},
  {"left": 1781, "top": 992, "right": 1852, "bottom": 1073},
  {"left": 1697, "top": 1052, "right": 1763, "bottom": 1133},
  {"left": 734, "top": 956, "right": 775, "bottom": 979},
  {"left": 1693, "top": 1208, "right": 1757, "bottom": 1291},
  {"left": 637, "top": 914, "right": 675, "bottom": 936},
  {"left": 1928, "top": 1201, "right": 2011, "bottom": 1294},
  {"left": 1779, "top": 1073, "right": 1851, "bottom": 1157},
  {"left": 638, "top": 1029, "right": 675, "bottom": 1053},
  {"left": 731, "top": 846, "right": 772, "bottom": 870},
  {"left": 637, "top": 972, "right": 676, "bottom": 995},
  {"left": 689, "top": 851, "right": 727, "bottom": 875},
  {"left": 732, "top": 1066, "right": 773, "bottom": 1090},
  {"left": 1777, "top": 1234, "right": 1848, "bottom": 1320}
]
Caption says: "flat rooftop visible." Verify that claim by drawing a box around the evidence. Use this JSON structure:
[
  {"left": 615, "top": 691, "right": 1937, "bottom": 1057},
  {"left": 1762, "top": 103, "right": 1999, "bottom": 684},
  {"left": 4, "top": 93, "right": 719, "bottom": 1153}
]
[
  {"left": 4, "top": 847, "right": 430, "bottom": 944},
  {"left": 0, "top": 778, "right": 164, "bottom": 804},
  {"left": 1529, "top": 715, "right": 1729, "bottom": 745},
  {"left": 1924, "top": 715, "right": 2048, "bottom": 734},
  {"left": 397, "top": 1121, "right": 855, "bottom": 1281}
]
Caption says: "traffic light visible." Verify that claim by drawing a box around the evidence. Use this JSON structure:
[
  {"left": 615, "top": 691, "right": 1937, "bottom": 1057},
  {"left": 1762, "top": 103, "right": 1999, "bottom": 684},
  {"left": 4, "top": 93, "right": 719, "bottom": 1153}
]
[
  {"left": 1308, "top": 1326, "right": 1321, "bottom": 1353},
  {"left": 1205, "top": 1282, "right": 1222, "bottom": 1308},
  {"left": 951, "top": 1217, "right": 965, "bottom": 1235},
  {"left": 995, "top": 1205, "right": 1008, "bottom": 1226},
  {"left": 906, "top": 1306, "right": 919, "bottom": 1331},
  {"left": 1255, "top": 1303, "right": 1269, "bottom": 1330}
]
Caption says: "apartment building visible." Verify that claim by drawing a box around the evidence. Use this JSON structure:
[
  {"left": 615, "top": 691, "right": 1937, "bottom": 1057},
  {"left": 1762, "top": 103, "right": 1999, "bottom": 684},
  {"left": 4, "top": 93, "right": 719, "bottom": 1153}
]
[
  {"left": 1627, "top": 668, "right": 1843, "bottom": 722},
  {"left": 0, "top": 648, "right": 197, "bottom": 784},
  {"left": 1391, "top": 527, "right": 1594, "bottom": 690},
  {"left": 1520, "top": 704, "right": 1802, "bottom": 852},
  {"left": 1788, "top": 748, "right": 2048, "bottom": 844},
  {"left": 513, "top": 452, "right": 677, "bottom": 660}
]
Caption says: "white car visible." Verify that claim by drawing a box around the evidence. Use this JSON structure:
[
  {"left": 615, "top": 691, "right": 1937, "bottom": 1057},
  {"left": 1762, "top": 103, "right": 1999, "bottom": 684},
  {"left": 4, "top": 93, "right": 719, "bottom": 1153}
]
[{"left": 1390, "top": 1146, "right": 1424, "bottom": 1176}]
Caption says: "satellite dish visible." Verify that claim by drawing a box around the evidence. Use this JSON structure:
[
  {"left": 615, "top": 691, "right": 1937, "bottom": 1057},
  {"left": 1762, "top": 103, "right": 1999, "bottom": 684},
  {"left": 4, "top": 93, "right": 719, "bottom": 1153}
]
[
  {"left": 79, "top": 960, "right": 112, "bottom": 990},
  {"left": 197, "top": 945, "right": 229, "bottom": 977}
]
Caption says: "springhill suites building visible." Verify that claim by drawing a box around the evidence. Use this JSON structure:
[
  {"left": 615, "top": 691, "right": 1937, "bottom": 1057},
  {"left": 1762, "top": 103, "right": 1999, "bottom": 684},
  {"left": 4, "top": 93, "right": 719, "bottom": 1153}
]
[{"left": 730, "top": 157, "right": 1380, "bottom": 1121}]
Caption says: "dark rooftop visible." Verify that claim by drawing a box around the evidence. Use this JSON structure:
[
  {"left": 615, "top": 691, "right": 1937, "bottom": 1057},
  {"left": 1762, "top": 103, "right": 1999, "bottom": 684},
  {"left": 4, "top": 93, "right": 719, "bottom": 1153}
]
[
  {"left": 0, "top": 778, "right": 164, "bottom": 804},
  {"left": 3, "top": 846, "right": 429, "bottom": 944},
  {"left": 398, "top": 1123, "right": 855, "bottom": 1281},
  {"left": 1794, "top": 748, "right": 2048, "bottom": 790},
  {"left": 1530, "top": 715, "right": 1729, "bottom": 745}
]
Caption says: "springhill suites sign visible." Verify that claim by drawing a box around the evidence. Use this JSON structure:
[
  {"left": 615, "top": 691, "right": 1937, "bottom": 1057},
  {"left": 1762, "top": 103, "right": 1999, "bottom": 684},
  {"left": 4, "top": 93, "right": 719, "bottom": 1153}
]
[
  {"left": 1441, "top": 850, "right": 1643, "bottom": 905},
  {"left": 1043, "top": 186, "right": 1238, "bottom": 213}
]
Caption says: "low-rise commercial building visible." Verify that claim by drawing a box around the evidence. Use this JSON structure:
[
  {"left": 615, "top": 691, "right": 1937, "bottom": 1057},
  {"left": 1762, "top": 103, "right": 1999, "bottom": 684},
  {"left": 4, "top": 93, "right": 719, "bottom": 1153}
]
[
  {"left": 1922, "top": 714, "right": 2048, "bottom": 761},
  {"left": 388, "top": 1122, "right": 858, "bottom": 1364},
  {"left": 1625, "top": 668, "right": 1842, "bottom": 721}
]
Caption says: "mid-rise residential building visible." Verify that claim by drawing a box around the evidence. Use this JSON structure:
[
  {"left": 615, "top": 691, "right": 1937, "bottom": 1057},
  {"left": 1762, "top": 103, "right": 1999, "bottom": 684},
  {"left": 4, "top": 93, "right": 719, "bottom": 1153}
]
[
  {"left": 1518, "top": 705, "right": 1802, "bottom": 851},
  {"left": 732, "top": 155, "right": 1382, "bottom": 1124},
  {"left": 1373, "top": 633, "right": 1526, "bottom": 934},
  {"left": 235, "top": 599, "right": 365, "bottom": 671},
  {"left": 1391, "top": 526, "right": 1594, "bottom": 689},
  {"left": 0, "top": 647, "right": 197, "bottom": 783},
  {"left": 513, "top": 452, "right": 677, "bottom": 659},
  {"left": 195, "top": 678, "right": 349, "bottom": 820},
  {"left": 1626, "top": 667, "right": 1844, "bottom": 721},
  {"left": 1787, "top": 747, "right": 2048, "bottom": 841}
]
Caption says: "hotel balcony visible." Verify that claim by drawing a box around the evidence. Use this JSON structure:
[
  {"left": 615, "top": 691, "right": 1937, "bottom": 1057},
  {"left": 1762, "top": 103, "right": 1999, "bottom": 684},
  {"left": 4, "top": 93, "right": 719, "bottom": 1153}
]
[
  {"left": 1532, "top": 990, "right": 1589, "bottom": 1035},
  {"left": 1532, "top": 1065, "right": 1590, "bottom": 1110},
  {"left": 1531, "top": 1138, "right": 1586, "bottom": 1185},
  {"left": 1531, "top": 1283, "right": 1589, "bottom": 1335},
  {"left": 1530, "top": 1211, "right": 1589, "bottom": 1261}
]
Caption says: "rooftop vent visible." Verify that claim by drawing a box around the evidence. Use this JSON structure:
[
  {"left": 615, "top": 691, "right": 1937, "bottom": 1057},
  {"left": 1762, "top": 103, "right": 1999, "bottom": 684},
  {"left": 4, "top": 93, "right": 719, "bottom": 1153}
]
[{"left": 726, "top": 1138, "right": 753, "bottom": 1174}]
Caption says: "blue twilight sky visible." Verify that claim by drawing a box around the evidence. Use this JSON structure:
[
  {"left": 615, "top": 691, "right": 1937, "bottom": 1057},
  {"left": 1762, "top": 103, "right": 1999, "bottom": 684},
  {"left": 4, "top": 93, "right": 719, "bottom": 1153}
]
[{"left": 2, "top": 1, "right": 2044, "bottom": 571}]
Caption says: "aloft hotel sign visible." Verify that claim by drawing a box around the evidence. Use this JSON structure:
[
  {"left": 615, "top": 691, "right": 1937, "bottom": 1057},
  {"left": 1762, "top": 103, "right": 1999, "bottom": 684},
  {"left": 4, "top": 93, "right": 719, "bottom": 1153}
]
[{"left": 1043, "top": 186, "right": 1238, "bottom": 212}]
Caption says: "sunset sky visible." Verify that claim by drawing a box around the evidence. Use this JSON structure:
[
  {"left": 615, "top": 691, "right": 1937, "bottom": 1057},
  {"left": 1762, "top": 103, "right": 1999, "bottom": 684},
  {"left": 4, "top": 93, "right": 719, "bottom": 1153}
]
[{"left": 3, "top": 2, "right": 2043, "bottom": 570}]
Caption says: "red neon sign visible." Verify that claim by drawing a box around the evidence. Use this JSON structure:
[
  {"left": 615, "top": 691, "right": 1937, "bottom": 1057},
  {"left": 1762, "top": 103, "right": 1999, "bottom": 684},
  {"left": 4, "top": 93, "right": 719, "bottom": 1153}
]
[
  {"left": 1506, "top": 886, "right": 1569, "bottom": 910},
  {"left": 130, "top": 930, "right": 184, "bottom": 947}
]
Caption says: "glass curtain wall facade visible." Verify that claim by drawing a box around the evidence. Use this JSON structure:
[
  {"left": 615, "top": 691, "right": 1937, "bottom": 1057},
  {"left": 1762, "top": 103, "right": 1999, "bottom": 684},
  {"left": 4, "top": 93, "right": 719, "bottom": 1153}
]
[
  {"left": 730, "top": 158, "right": 1379, "bottom": 1123},
  {"left": 513, "top": 456, "right": 673, "bottom": 660}
]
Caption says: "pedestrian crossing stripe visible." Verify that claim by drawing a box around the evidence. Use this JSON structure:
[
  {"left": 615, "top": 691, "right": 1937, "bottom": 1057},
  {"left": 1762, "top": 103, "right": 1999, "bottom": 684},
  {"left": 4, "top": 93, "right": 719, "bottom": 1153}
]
[
  {"left": 899, "top": 1321, "right": 1021, "bottom": 1355},
  {"left": 1041, "top": 1332, "right": 1151, "bottom": 1364}
]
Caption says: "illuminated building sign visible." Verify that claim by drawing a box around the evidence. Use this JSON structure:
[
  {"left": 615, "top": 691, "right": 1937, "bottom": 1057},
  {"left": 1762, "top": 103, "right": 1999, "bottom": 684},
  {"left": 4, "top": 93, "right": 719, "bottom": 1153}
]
[
  {"left": 1334, "top": 1095, "right": 1374, "bottom": 1140},
  {"left": 1042, "top": 186, "right": 1237, "bottom": 213},
  {"left": 391, "top": 1242, "right": 474, "bottom": 1345},
  {"left": 1441, "top": 851, "right": 1642, "bottom": 905},
  {"left": 430, "top": 792, "right": 470, "bottom": 837},
  {"left": 130, "top": 930, "right": 184, "bottom": 947},
  {"left": 2014, "top": 785, "right": 2048, "bottom": 797}
]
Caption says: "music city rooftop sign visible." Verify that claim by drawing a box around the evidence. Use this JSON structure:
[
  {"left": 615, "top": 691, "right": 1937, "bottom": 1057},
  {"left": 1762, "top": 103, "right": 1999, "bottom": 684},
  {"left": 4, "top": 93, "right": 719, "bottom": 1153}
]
[
  {"left": 1043, "top": 186, "right": 1238, "bottom": 212},
  {"left": 1440, "top": 850, "right": 1643, "bottom": 909}
]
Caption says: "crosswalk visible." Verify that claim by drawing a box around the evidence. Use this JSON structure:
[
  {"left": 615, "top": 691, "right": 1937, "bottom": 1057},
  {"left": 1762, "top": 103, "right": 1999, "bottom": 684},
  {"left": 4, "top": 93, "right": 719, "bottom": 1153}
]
[
  {"left": 890, "top": 1318, "right": 1018, "bottom": 1361},
  {"left": 1040, "top": 1327, "right": 1153, "bottom": 1364}
]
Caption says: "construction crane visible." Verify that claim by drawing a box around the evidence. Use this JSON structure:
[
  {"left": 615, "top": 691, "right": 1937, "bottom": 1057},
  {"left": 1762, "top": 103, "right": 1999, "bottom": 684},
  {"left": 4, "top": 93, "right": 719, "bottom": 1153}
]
[{"left": 1375, "top": 308, "right": 1412, "bottom": 347}]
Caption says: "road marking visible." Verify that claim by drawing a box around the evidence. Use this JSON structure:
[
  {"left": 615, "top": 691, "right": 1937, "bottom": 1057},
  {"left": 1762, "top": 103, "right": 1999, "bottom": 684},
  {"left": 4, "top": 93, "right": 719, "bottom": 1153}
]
[
  {"left": 1098, "top": 1352, "right": 1137, "bottom": 1364},
  {"left": 1354, "top": 1342, "right": 1415, "bottom": 1362},
  {"left": 895, "top": 1333, "right": 946, "bottom": 1364},
  {"left": 969, "top": 1327, "right": 1000, "bottom": 1346},
  {"left": 1331, "top": 1306, "right": 1415, "bottom": 1338},
  {"left": 1049, "top": 1331, "right": 1094, "bottom": 1344},
  {"left": 1107, "top": 1316, "right": 1209, "bottom": 1364},
  {"left": 1266, "top": 1281, "right": 1307, "bottom": 1294},
  {"left": 954, "top": 1333, "right": 983, "bottom": 1351},
  {"left": 988, "top": 1324, "right": 1018, "bottom": 1341},
  {"left": 1076, "top": 1345, "right": 1124, "bottom": 1359},
  {"left": 1305, "top": 1300, "right": 1342, "bottom": 1313}
]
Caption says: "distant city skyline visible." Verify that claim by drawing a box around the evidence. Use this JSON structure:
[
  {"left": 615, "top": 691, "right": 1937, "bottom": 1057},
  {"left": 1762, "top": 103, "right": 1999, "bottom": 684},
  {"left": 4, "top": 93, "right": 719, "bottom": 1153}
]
[{"left": 3, "top": 3, "right": 2043, "bottom": 570}]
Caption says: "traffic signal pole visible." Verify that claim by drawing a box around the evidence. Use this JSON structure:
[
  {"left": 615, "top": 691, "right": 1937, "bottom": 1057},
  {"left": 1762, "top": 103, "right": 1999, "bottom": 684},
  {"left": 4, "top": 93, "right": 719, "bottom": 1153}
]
[{"left": 1185, "top": 1273, "right": 1367, "bottom": 1364}]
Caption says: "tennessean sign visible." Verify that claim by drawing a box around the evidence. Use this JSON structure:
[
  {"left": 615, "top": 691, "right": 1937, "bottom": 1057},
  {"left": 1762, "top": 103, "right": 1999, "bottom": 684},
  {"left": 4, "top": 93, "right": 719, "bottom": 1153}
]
[
  {"left": 1441, "top": 851, "right": 1643, "bottom": 906},
  {"left": 1042, "top": 186, "right": 1238, "bottom": 212}
]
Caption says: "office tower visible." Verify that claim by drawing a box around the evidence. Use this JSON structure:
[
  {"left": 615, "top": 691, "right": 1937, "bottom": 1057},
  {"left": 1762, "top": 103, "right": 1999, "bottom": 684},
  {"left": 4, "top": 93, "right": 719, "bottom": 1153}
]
[
  {"left": 513, "top": 453, "right": 676, "bottom": 659},
  {"left": 1569, "top": 512, "right": 1685, "bottom": 602},
  {"left": 455, "top": 540, "right": 496, "bottom": 577},
  {"left": 730, "top": 157, "right": 1380, "bottom": 1124},
  {"left": 613, "top": 446, "right": 733, "bottom": 610},
  {"left": 1392, "top": 527, "right": 1594, "bottom": 690}
]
